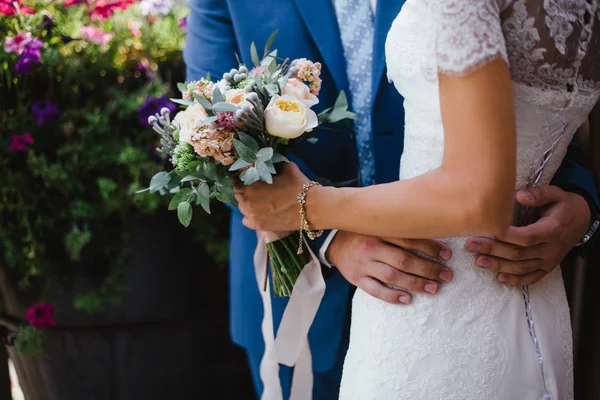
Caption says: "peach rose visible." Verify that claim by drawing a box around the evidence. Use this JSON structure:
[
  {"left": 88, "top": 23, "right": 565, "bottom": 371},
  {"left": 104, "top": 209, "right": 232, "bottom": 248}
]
[
  {"left": 264, "top": 95, "right": 318, "bottom": 139},
  {"left": 226, "top": 89, "right": 248, "bottom": 105},
  {"left": 174, "top": 103, "right": 210, "bottom": 144},
  {"left": 282, "top": 78, "right": 319, "bottom": 107}
]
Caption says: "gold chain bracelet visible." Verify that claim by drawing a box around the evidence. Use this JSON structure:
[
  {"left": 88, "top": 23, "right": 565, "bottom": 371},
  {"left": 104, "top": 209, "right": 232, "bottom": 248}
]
[{"left": 296, "top": 181, "right": 324, "bottom": 255}]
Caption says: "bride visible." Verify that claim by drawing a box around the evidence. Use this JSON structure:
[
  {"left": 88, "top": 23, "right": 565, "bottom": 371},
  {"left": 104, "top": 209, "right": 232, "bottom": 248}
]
[{"left": 236, "top": 0, "right": 600, "bottom": 398}]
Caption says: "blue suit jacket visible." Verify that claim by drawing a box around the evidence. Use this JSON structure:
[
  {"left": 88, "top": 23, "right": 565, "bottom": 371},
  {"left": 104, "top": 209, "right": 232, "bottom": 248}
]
[{"left": 184, "top": 0, "right": 599, "bottom": 374}]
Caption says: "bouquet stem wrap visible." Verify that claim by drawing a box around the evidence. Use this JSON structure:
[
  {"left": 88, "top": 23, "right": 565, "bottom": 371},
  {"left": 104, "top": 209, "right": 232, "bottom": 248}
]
[{"left": 254, "top": 231, "right": 326, "bottom": 400}]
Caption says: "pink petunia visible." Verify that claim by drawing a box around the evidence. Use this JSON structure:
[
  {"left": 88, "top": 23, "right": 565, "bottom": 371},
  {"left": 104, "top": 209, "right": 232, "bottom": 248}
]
[
  {"left": 9, "top": 133, "right": 34, "bottom": 152},
  {"left": 3, "top": 32, "right": 33, "bottom": 55},
  {"left": 127, "top": 20, "right": 142, "bottom": 38},
  {"left": 25, "top": 303, "right": 56, "bottom": 329},
  {"left": 79, "top": 25, "right": 114, "bottom": 45}
]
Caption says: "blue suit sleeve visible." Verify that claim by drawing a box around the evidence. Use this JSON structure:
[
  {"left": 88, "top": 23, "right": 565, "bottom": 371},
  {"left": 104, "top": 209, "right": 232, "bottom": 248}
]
[
  {"left": 183, "top": 0, "right": 238, "bottom": 81},
  {"left": 550, "top": 138, "right": 599, "bottom": 255}
]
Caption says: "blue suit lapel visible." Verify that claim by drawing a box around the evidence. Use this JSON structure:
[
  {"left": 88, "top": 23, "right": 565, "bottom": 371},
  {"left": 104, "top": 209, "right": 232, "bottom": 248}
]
[
  {"left": 293, "top": 0, "right": 349, "bottom": 94},
  {"left": 371, "top": 0, "right": 405, "bottom": 107}
]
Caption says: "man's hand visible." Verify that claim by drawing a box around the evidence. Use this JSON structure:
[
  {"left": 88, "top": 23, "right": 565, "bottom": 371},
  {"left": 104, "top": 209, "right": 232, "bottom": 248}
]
[
  {"left": 466, "top": 186, "right": 591, "bottom": 286},
  {"left": 327, "top": 231, "right": 453, "bottom": 305}
]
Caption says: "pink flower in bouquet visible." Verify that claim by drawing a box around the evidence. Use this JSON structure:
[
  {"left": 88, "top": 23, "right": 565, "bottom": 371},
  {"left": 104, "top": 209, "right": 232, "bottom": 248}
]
[
  {"left": 182, "top": 79, "right": 215, "bottom": 101},
  {"left": 282, "top": 78, "right": 319, "bottom": 107},
  {"left": 264, "top": 95, "right": 318, "bottom": 139},
  {"left": 190, "top": 127, "right": 236, "bottom": 166},
  {"left": 3, "top": 32, "right": 32, "bottom": 55},
  {"left": 9, "top": 133, "right": 34, "bottom": 152},
  {"left": 25, "top": 303, "right": 56, "bottom": 329},
  {"left": 127, "top": 19, "right": 142, "bottom": 38},
  {"left": 296, "top": 58, "right": 322, "bottom": 82},
  {"left": 309, "top": 79, "right": 322, "bottom": 96},
  {"left": 175, "top": 103, "right": 211, "bottom": 143},
  {"left": 80, "top": 26, "right": 114, "bottom": 45},
  {"left": 217, "top": 111, "right": 237, "bottom": 130},
  {"left": 248, "top": 65, "right": 268, "bottom": 77}
]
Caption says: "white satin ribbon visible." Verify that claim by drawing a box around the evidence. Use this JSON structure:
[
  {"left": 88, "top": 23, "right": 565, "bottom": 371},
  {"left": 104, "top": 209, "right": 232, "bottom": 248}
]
[{"left": 254, "top": 231, "right": 326, "bottom": 400}]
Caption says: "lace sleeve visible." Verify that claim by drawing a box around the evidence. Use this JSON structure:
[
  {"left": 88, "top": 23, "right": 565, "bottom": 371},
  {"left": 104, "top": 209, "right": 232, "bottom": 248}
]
[{"left": 432, "top": 0, "right": 508, "bottom": 75}]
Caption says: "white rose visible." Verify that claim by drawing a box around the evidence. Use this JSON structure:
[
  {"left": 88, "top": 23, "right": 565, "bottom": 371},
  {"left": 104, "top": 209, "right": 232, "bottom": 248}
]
[
  {"left": 264, "top": 95, "right": 318, "bottom": 139},
  {"left": 175, "top": 104, "right": 209, "bottom": 143},
  {"left": 225, "top": 89, "right": 248, "bottom": 105},
  {"left": 281, "top": 78, "right": 319, "bottom": 107}
]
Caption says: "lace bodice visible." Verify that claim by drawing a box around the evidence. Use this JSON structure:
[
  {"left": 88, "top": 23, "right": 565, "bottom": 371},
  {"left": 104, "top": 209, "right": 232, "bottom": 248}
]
[{"left": 339, "top": 2, "right": 599, "bottom": 399}]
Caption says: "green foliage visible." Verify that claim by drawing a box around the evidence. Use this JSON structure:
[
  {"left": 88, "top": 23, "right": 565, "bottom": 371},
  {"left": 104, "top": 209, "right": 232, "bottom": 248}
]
[
  {"left": 0, "top": 1, "right": 229, "bottom": 320},
  {"left": 16, "top": 325, "right": 45, "bottom": 356}
]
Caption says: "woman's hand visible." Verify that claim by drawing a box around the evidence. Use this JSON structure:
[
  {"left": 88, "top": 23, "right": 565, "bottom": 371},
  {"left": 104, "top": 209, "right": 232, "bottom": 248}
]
[{"left": 235, "top": 162, "right": 310, "bottom": 232}]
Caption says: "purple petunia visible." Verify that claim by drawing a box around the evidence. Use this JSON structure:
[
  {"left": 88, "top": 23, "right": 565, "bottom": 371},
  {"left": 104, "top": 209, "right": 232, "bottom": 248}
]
[
  {"left": 31, "top": 100, "right": 61, "bottom": 125},
  {"left": 136, "top": 95, "right": 176, "bottom": 127},
  {"left": 14, "top": 38, "right": 43, "bottom": 75}
]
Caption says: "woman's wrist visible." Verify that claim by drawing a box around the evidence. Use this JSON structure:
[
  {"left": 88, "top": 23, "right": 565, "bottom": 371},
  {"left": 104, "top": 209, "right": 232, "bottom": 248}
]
[{"left": 305, "top": 185, "right": 342, "bottom": 231}]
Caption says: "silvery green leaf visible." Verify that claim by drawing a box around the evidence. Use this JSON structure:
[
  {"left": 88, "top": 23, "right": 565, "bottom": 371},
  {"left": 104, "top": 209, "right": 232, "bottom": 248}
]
[
  {"left": 212, "top": 102, "right": 239, "bottom": 112},
  {"left": 218, "top": 182, "right": 236, "bottom": 205},
  {"left": 240, "top": 167, "right": 261, "bottom": 185},
  {"left": 278, "top": 75, "right": 289, "bottom": 90},
  {"left": 257, "top": 147, "right": 274, "bottom": 162},
  {"left": 229, "top": 158, "right": 252, "bottom": 171},
  {"left": 200, "top": 116, "right": 219, "bottom": 126},
  {"left": 265, "top": 159, "right": 276, "bottom": 174},
  {"left": 256, "top": 161, "right": 273, "bottom": 184},
  {"left": 196, "top": 182, "right": 211, "bottom": 214},
  {"left": 212, "top": 87, "right": 224, "bottom": 104},
  {"left": 180, "top": 174, "right": 203, "bottom": 183},
  {"left": 177, "top": 202, "right": 193, "bottom": 227},
  {"left": 334, "top": 90, "right": 349, "bottom": 110},
  {"left": 271, "top": 153, "right": 289, "bottom": 163},
  {"left": 233, "top": 139, "right": 258, "bottom": 163},
  {"left": 237, "top": 132, "right": 260, "bottom": 152},
  {"left": 204, "top": 162, "right": 217, "bottom": 180},
  {"left": 177, "top": 82, "right": 187, "bottom": 94},
  {"left": 263, "top": 30, "right": 278, "bottom": 58},
  {"left": 206, "top": 72, "right": 211, "bottom": 81},
  {"left": 197, "top": 182, "right": 210, "bottom": 198},
  {"left": 250, "top": 42, "right": 261, "bottom": 67},
  {"left": 306, "top": 137, "right": 319, "bottom": 144},
  {"left": 169, "top": 188, "right": 194, "bottom": 210},
  {"left": 268, "top": 58, "right": 278, "bottom": 76},
  {"left": 261, "top": 50, "right": 278, "bottom": 66},
  {"left": 265, "top": 84, "right": 279, "bottom": 96},
  {"left": 149, "top": 172, "right": 171, "bottom": 193},
  {"left": 194, "top": 93, "right": 213, "bottom": 110},
  {"left": 170, "top": 98, "right": 194, "bottom": 106},
  {"left": 327, "top": 109, "right": 357, "bottom": 123}
]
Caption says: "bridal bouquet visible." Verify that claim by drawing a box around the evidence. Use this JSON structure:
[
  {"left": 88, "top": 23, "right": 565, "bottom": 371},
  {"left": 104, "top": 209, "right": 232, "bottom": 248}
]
[{"left": 142, "top": 32, "right": 355, "bottom": 296}]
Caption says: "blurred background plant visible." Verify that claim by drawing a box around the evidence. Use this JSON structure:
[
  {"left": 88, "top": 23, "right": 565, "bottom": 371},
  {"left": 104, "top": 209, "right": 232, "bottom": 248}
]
[{"left": 0, "top": 0, "right": 229, "bottom": 354}]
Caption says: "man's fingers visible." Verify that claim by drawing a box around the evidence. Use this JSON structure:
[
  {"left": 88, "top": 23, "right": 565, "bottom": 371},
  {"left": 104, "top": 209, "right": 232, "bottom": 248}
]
[
  {"left": 371, "top": 262, "right": 441, "bottom": 294},
  {"left": 473, "top": 254, "right": 546, "bottom": 275},
  {"left": 496, "top": 217, "right": 557, "bottom": 247},
  {"left": 374, "top": 244, "right": 452, "bottom": 283},
  {"left": 497, "top": 270, "right": 549, "bottom": 286},
  {"left": 382, "top": 237, "right": 452, "bottom": 262},
  {"left": 516, "top": 186, "right": 564, "bottom": 208},
  {"left": 359, "top": 276, "right": 413, "bottom": 305},
  {"left": 465, "top": 237, "right": 544, "bottom": 261}
]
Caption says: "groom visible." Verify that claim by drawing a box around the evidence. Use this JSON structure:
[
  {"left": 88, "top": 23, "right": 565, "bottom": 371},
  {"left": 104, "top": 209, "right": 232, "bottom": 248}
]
[{"left": 184, "top": 0, "right": 599, "bottom": 398}]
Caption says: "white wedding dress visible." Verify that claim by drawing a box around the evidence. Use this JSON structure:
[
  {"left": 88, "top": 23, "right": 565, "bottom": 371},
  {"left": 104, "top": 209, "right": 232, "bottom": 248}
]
[{"left": 339, "top": 1, "right": 600, "bottom": 399}]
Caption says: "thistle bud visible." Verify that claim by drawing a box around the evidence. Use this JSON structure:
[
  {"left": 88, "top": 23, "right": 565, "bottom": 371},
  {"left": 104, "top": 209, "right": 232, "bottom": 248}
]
[
  {"left": 230, "top": 68, "right": 239, "bottom": 75},
  {"left": 247, "top": 92, "right": 259, "bottom": 101},
  {"left": 240, "top": 102, "right": 253, "bottom": 113},
  {"left": 233, "top": 74, "right": 243, "bottom": 83},
  {"left": 239, "top": 66, "right": 248, "bottom": 73},
  {"left": 160, "top": 107, "right": 171, "bottom": 117},
  {"left": 236, "top": 109, "right": 245, "bottom": 119},
  {"left": 223, "top": 73, "right": 232, "bottom": 81},
  {"left": 244, "top": 85, "right": 253, "bottom": 93},
  {"left": 148, "top": 115, "right": 158, "bottom": 125}
]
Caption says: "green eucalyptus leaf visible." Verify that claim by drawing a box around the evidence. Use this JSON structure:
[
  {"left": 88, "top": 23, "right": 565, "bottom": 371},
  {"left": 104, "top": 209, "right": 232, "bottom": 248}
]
[
  {"left": 177, "top": 202, "right": 193, "bottom": 228},
  {"left": 149, "top": 172, "right": 171, "bottom": 193},
  {"left": 261, "top": 50, "right": 278, "bottom": 66},
  {"left": 229, "top": 158, "right": 252, "bottom": 171},
  {"left": 204, "top": 162, "right": 217, "bottom": 180},
  {"left": 265, "top": 159, "right": 276, "bottom": 174},
  {"left": 200, "top": 116, "right": 219, "bottom": 126},
  {"left": 180, "top": 175, "right": 202, "bottom": 183},
  {"left": 264, "top": 84, "right": 279, "bottom": 96},
  {"left": 240, "top": 167, "right": 261, "bottom": 185},
  {"left": 306, "top": 137, "right": 319, "bottom": 144},
  {"left": 205, "top": 72, "right": 211, "bottom": 81},
  {"left": 250, "top": 42, "right": 261, "bottom": 67},
  {"left": 271, "top": 153, "right": 289, "bottom": 163},
  {"left": 196, "top": 182, "right": 211, "bottom": 214},
  {"left": 237, "top": 132, "right": 260, "bottom": 152},
  {"left": 212, "top": 87, "right": 224, "bottom": 104},
  {"left": 194, "top": 93, "right": 213, "bottom": 111},
  {"left": 212, "top": 102, "right": 238, "bottom": 112},
  {"left": 256, "top": 161, "right": 273, "bottom": 184},
  {"left": 257, "top": 147, "right": 274, "bottom": 162},
  {"left": 233, "top": 139, "right": 258, "bottom": 163},
  {"left": 177, "top": 82, "right": 187, "bottom": 94},
  {"left": 334, "top": 90, "right": 349, "bottom": 110},
  {"left": 168, "top": 188, "right": 194, "bottom": 210},
  {"left": 263, "top": 30, "right": 278, "bottom": 58},
  {"left": 170, "top": 98, "right": 194, "bottom": 106}
]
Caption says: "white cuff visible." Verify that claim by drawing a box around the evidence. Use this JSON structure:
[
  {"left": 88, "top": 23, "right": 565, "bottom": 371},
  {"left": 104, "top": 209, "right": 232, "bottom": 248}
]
[{"left": 318, "top": 230, "right": 339, "bottom": 268}]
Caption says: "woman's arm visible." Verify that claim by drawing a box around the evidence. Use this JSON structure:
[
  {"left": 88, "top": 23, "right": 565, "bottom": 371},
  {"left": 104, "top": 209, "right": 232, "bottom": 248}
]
[{"left": 239, "top": 59, "right": 517, "bottom": 239}]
